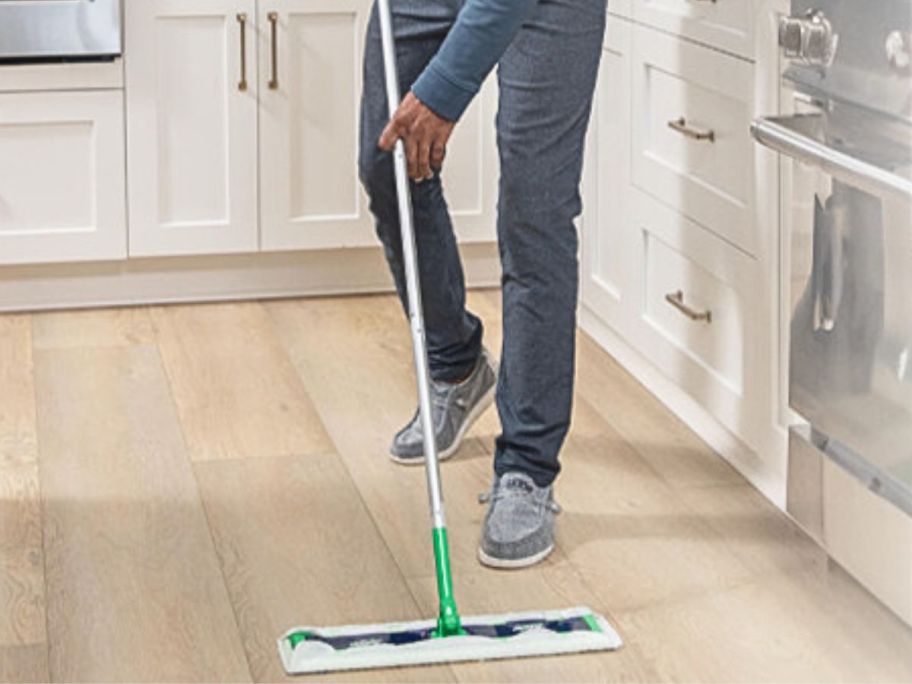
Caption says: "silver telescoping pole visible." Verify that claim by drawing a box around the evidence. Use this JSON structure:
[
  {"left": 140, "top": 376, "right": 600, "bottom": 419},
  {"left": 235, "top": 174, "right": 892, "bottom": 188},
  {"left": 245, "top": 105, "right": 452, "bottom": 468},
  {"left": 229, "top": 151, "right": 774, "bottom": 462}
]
[{"left": 376, "top": 0, "right": 447, "bottom": 530}]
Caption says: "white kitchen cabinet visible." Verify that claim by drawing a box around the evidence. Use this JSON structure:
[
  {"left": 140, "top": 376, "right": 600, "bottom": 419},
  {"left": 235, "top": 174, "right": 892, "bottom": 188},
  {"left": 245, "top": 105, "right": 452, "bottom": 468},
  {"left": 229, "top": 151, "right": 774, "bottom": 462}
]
[
  {"left": 632, "top": 0, "right": 754, "bottom": 60},
  {"left": 632, "top": 25, "right": 756, "bottom": 256},
  {"left": 126, "top": 0, "right": 259, "bottom": 257},
  {"left": 0, "top": 90, "right": 126, "bottom": 265},
  {"left": 581, "top": 15, "right": 779, "bottom": 475},
  {"left": 582, "top": 15, "right": 633, "bottom": 331},
  {"left": 627, "top": 190, "right": 766, "bottom": 449},
  {"left": 258, "top": 0, "right": 373, "bottom": 250}
]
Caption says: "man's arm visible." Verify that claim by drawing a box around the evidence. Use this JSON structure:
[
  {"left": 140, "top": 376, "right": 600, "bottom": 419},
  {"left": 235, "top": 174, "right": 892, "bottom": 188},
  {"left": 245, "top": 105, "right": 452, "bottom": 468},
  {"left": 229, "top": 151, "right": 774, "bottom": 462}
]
[
  {"left": 379, "top": 0, "right": 539, "bottom": 179},
  {"left": 412, "top": 0, "right": 539, "bottom": 122}
]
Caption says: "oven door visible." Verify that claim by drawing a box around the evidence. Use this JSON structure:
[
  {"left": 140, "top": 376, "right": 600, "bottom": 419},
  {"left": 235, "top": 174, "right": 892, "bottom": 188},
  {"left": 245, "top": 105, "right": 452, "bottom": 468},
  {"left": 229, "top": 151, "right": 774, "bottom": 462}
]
[
  {"left": 0, "top": 0, "right": 121, "bottom": 61},
  {"left": 753, "top": 111, "right": 912, "bottom": 511}
]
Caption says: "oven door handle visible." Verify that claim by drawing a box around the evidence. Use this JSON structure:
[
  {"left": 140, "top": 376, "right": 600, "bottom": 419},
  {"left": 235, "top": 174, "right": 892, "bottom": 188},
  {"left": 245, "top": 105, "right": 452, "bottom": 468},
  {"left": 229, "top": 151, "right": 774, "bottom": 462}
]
[{"left": 751, "top": 115, "right": 912, "bottom": 201}]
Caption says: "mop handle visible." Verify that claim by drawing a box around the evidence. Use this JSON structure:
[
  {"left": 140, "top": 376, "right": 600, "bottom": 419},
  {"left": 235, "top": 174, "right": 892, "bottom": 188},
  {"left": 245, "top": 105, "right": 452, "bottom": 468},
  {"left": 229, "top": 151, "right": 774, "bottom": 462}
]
[
  {"left": 376, "top": 0, "right": 463, "bottom": 637},
  {"left": 376, "top": 0, "right": 446, "bottom": 534}
]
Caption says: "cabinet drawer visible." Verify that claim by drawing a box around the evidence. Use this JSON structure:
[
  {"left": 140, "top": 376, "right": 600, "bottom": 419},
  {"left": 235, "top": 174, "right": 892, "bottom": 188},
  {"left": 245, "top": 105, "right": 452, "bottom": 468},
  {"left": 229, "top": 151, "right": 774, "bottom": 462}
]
[
  {"left": 0, "top": 90, "right": 126, "bottom": 265},
  {"left": 631, "top": 191, "right": 762, "bottom": 446},
  {"left": 632, "top": 25, "right": 755, "bottom": 254},
  {"left": 632, "top": 0, "right": 753, "bottom": 59}
]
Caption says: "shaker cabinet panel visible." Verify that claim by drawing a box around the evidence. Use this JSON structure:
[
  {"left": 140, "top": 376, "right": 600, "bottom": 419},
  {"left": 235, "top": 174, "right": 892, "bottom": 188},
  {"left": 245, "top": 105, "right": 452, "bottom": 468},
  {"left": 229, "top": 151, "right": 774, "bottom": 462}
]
[
  {"left": 632, "top": 0, "right": 754, "bottom": 59},
  {"left": 126, "top": 0, "right": 259, "bottom": 257},
  {"left": 0, "top": 90, "right": 126, "bottom": 265},
  {"left": 258, "top": 0, "right": 374, "bottom": 250},
  {"left": 632, "top": 26, "right": 756, "bottom": 255}
]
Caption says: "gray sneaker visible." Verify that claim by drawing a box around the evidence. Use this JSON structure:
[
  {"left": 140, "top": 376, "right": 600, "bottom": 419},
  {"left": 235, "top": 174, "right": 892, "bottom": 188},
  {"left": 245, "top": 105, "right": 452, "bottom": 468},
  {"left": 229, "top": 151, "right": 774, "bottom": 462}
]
[
  {"left": 390, "top": 349, "right": 496, "bottom": 465},
  {"left": 477, "top": 471, "right": 561, "bottom": 569}
]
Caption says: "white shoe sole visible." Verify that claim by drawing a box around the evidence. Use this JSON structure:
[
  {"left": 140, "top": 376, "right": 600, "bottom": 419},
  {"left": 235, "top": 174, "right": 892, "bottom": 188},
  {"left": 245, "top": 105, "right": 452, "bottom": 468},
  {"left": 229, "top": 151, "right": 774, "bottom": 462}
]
[
  {"left": 389, "top": 380, "right": 496, "bottom": 466},
  {"left": 477, "top": 543, "right": 555, "bottom": 570}
]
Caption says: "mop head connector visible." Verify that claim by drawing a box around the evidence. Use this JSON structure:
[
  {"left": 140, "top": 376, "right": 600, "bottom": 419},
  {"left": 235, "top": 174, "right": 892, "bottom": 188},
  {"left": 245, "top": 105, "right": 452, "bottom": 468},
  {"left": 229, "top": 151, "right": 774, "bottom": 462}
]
[{"left": 278, "top": 605, "right": 622, "bottom": 674}]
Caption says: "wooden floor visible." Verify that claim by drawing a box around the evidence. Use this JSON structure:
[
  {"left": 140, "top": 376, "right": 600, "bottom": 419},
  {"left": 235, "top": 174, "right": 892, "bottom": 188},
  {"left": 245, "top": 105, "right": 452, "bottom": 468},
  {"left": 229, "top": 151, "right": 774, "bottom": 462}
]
[{"left": 1, "top": 291, "right": 910, "bottom": 683}]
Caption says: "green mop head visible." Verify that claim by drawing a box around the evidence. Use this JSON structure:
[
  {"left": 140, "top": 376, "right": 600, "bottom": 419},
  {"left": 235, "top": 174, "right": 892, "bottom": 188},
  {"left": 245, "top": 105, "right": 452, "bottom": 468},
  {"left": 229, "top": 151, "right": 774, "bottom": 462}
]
[{"left": 278, "top": 606, "right": 621, "bottom": 674}]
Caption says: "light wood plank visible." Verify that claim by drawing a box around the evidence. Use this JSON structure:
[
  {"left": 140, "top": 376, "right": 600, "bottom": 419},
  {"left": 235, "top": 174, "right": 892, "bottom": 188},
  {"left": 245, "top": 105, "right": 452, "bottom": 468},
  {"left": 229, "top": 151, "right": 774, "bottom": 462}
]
[
  {"left": 151, "top": 302, "right": 332, "bottom": 462},
  {"left": 0, "top": 314, "right": 47, "bottom": 680},
  {"left": 408, "top": 565, "right": 657, "bottom": 683},
  {"left": 0, "top": 315, "right": 37, "bottom": 465},
  {"left": 0, "top": 643, "right": 49, "bottom": 683},
  {"left": 0, "top": 461, "right": 46, "bottom": 649},
  {"left": 34, "top": 345, "right": 251, "bottom": 682},
  {"left": 556, "top": 397, "right": 755, "bottom": 613},
  {"left": 576, "top": 333, "right": 742, "bottom": 489},
  {"left": 674, "top": 482, "right": 828, "bottom": 580},
  {"left": 193, "top": 454, "right": 455, "bottom": 683},
  {"left": 616, "top": 564, "right": 912, "bottom": 683},
  {"left": 31, "top": 307, "right": 155, "bottom": 350}
]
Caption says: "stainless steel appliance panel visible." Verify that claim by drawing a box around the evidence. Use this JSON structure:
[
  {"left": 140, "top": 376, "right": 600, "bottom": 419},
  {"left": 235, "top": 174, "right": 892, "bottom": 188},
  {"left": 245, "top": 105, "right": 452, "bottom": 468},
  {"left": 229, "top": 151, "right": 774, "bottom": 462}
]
[
  {"left": 0, "top": 0, "right": 121, "bottom": 61},
  {"left": 755, "top": 105, "right": 912, "bottom": 508}
]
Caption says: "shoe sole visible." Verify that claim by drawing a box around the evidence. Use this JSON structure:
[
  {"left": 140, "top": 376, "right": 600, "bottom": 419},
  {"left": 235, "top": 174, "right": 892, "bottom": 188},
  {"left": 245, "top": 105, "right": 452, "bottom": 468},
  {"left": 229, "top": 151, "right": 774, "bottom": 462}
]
[
  {"left": 477, "top": 543, "right": 555, "bottom": 569},
  {"left": 388, "top": 379, "right": 496, "bottom": 466}
]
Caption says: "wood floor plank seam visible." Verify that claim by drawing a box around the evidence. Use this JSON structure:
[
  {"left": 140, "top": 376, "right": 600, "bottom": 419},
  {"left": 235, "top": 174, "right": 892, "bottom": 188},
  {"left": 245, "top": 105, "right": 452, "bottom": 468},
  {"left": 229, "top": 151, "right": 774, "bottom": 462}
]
[
  {"left": 189, "top": 466, "right": 260, "bottom": 684},
  {"left": 7, "top": 315, "right": 53, "bottom": 679},
  {"left": 150, "top": 302, "right": 333, "bottom": 463},
  {"left": 29, "top": 319, "right": 52, "bottom": 681},
  {"left": 33, "top": 343, "right": 254, "bottom": 682},
  {"left": 151, "top": 338, "right": 256, "bottom": 684},
  {"left": 261, "top": 304, "right": 429, "bottom": 585}
]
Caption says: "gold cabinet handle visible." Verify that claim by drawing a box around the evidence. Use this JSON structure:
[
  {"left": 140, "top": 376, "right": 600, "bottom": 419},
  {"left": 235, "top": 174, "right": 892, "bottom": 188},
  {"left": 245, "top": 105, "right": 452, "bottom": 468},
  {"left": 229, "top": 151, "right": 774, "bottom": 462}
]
[
  {"left": 665, "top": 290, "right": 712, "bottom": 323},
  {"left": 268, "top": 11, "right": 279, "bottom": 90},
  {"left": 236, "top": 13, "right": 248, "bottom": 91},
  {"left": 668, "top": 117, "right": 715, "bottom": 142}
]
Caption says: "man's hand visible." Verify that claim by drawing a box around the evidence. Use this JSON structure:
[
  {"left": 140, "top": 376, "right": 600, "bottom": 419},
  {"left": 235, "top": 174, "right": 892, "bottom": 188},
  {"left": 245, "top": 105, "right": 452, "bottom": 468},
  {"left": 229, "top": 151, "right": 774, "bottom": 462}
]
[{"left": 379, "top": 92, "right": 455, "bottom": 181}]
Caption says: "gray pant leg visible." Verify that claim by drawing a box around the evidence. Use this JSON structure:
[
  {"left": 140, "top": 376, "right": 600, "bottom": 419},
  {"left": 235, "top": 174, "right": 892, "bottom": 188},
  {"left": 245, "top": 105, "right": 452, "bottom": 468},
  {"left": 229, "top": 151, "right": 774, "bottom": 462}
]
[
  {"left": 359, "top": 0, "right": 483, "bottom": 383},
  {"left": 493, "top": 0, "right": 606, "bottom": 486}
]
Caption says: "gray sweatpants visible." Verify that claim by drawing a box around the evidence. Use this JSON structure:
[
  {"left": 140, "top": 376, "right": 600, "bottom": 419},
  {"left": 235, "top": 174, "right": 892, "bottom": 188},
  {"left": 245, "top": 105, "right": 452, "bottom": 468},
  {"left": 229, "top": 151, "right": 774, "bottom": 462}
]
[{"left": 358, "top": 0, "right": 606, "bottom": 487}]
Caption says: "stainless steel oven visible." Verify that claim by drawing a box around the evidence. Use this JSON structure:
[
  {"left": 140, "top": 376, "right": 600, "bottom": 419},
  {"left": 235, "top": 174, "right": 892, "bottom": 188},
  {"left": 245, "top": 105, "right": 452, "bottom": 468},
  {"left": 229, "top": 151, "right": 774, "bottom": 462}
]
[
  {"left": 753, "top": 0, "right": 912, "bottom": 513},
  {"left": 0, "top": 0, "right": 122, "bottom": 62}
]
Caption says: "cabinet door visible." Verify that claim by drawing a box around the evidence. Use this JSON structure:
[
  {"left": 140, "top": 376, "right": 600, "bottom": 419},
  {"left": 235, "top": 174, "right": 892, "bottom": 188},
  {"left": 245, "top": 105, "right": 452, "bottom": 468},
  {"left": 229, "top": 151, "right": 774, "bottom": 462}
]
[
  {"left": 0, "top": 90, "right": 126, "bottom": 265},
  {"left": 258, "top": 0, "right": 373, "bottom": 250},
  {"left": 581, "top": 16, "right": 633, "bottom": 330},
  {"left": 126, "top": 0, "right": 258, "bottom": 257}
]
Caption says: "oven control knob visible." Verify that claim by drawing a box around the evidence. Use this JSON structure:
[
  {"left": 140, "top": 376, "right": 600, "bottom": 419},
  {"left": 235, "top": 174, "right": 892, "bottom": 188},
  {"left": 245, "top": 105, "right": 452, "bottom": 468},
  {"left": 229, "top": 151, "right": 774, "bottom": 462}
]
[
  {"left": 779, "top": 9, "right": 838, "bottom": 68},
  {"left": 885, "top": 30, "right": 911, "bottom": 71}
]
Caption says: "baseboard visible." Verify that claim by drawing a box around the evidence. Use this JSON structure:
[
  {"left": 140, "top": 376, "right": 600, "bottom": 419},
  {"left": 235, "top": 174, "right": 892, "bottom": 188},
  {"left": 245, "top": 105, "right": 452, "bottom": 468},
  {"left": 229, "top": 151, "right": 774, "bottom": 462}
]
[
  {"left": 579, "top": 305, "right": 788, "bottom": 509},
  {"left": 0, "top": 244, "right": 502, "bottom": 313}
]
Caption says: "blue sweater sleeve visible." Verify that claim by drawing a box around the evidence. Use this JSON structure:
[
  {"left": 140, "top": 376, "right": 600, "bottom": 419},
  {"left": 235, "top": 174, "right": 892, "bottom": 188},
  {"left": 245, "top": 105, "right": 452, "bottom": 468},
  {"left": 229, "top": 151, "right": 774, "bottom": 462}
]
[{"left": 411, "top": 0, "right": 539, "bottom": 121}]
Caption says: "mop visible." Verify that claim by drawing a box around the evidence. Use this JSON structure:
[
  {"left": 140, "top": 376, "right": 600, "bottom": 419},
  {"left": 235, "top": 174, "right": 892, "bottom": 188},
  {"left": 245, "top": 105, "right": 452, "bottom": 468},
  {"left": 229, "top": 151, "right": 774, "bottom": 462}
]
[{"left": 277, "top": 0, "right": 622, "bottom": 673}]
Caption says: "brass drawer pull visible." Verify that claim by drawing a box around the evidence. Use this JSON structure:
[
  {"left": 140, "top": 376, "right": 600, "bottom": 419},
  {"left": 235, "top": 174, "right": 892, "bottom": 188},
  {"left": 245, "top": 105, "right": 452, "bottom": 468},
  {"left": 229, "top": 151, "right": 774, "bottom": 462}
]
[
  {"left": 668, "top": 117, "right": 715, "bottom": 142},
  {"left": 268, "top": 11, "right": 279, "bottom": 90},
  {"left": 236, "top": 13, "right": 248, "bottom": 91},
  {"left": 665, "top": 290, "right": 712, "bottom": 323}
]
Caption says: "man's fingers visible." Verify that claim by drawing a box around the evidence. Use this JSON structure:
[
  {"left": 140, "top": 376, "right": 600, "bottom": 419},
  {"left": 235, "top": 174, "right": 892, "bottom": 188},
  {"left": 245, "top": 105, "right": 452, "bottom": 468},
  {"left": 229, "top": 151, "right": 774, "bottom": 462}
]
[
  {"left": 405, "top": 134, "right": 419, "bottom": 179},
  {"left": 416, "top": 139, "right": 432, "bottom": 180},
  {"left": 378, "top": 119, "right": 401, "bottom": 151},
  {"left": 430, "top": 141, "right": 447, "bottom": 171}
]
